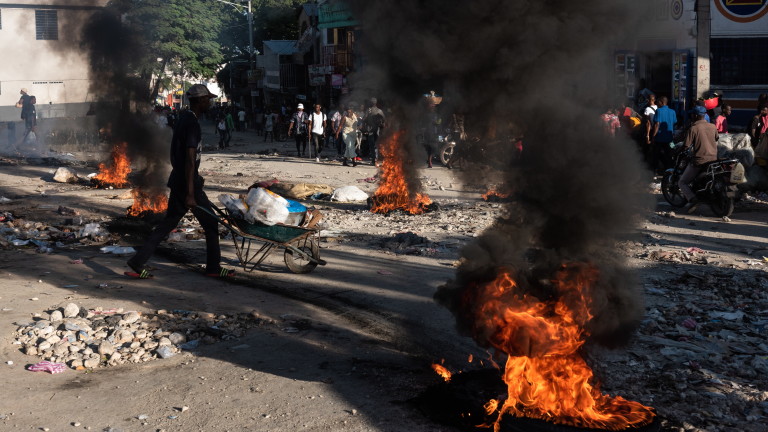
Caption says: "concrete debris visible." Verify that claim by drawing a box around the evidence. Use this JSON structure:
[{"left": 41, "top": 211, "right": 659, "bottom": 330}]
[
  {"left": 52, "top": 167, "right": 79, "bottom": 183},
  {"left": 13, "top": 306, "right": 271, "bottom": 369}
]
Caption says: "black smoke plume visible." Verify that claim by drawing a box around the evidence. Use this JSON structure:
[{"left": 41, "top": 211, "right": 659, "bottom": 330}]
[
  {"left": 348, "top": 1, "right": 652, "bottom": 348},
  {"left": 81, "top": 8, "right": 170, "bottom": 196}
]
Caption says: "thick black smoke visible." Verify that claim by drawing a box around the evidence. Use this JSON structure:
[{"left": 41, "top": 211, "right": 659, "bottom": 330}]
[
  {"left": 81, "top": 9, "right": 170, "bottom": 195},
  {"left": 348, "top": 1, "right": 652, "bottom": 348}
]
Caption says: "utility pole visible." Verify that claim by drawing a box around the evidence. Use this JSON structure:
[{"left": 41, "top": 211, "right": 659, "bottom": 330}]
[
  {"left": 213, "top": 0, "right": 256, "bottom": 110},
  {"left": 248, "top": 0, "right": 256, "bottom": 114},
  {"left": 696, "top": 0, "right": 711, "bottom": 99}
]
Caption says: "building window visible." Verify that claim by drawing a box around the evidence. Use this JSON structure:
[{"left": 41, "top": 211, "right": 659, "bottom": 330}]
[
  {"left": 35, "top": 9, "right": 58, "bottom": 40},
  {"left": 711, "top": 38, "right": 768, "bottom": 86}
]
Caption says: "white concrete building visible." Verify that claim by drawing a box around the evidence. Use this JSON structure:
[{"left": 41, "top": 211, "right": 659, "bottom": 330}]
[{"left": 0, "top": 0, "right": 107, "bottom": 122}]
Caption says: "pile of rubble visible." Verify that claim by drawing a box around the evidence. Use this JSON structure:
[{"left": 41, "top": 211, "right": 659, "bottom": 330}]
[
  {"left": 13, "top": 303, "right": 268, "bottom": 370},
  {"left": 0, "top": 211, "right": 116, "bottom": 252},
  {"left": 594, "top": 268, "right": 768, "bottom": 432}
]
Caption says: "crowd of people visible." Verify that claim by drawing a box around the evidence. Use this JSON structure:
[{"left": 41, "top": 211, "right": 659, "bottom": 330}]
[{"left": 601, "top": 80, "right": 768, "bottom": 178}]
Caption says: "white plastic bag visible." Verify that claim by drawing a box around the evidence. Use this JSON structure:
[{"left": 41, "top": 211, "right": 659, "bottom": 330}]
[
  {"left": 218, "top": 194, "right": 249, "bottom": 219},
  {"left": 245, "top": 188, "right": 289, "bottom": 226},
  {"left": 330, "top": 186, "right": 369, "bottom": 202}
]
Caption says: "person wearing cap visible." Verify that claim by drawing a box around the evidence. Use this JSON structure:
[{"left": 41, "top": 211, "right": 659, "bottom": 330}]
[
  {"left": 288, "top": 103, "right": 310, "bottom": 157},
  {"left": 127, "top": 84, "right": 234, "bottom": 279},
  {"left": 651, "top": 96, "right": 677, "bottom": 174},
  {"left": 678, "top": 105, "right": 718, "bottom": 214}
]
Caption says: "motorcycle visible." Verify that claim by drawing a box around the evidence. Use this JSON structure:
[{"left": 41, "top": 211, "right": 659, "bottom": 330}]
[
  {"left": 661, "top": 143, "right": 746, "bottom": 217},
  {"left": 437, "top": 131, "right": 457, "bottom": 167}
]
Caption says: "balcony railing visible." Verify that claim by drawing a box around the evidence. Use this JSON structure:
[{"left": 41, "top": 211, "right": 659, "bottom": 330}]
[{"left": 322, "top": 45, "right": 354, "bottom": 73}]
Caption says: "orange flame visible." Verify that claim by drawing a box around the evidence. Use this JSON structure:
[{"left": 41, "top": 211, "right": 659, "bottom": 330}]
[
  {"left": 127, "top": 188, "right": 168, "bottom": 217},
  {"left": 370, "top": 131, "right": 432, "bottom": 214},
  {"left": 468, "top": 264, "right": 654, "bottom": 431},
  {"left": 431, "top": 363, "right": 452, "bottom": 382},
  {"left": 481, "top": 189, "right": 510, "bottom": 201},
  {"left": 94, "top": 142, "right": 132, "bottom": 188}
]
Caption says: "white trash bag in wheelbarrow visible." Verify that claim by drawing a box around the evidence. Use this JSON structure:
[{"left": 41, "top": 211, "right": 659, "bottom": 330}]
[{"left": 244, "top": 187, "right": 289, "bottom": 226}]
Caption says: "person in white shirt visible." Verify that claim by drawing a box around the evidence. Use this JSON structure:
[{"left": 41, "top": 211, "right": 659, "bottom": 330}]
[
  {"left": 237, "top": 108, "right": 247, "bottom": 131},
  {"left": 309, "top": 104, "right": 327, "bottom": 162}
]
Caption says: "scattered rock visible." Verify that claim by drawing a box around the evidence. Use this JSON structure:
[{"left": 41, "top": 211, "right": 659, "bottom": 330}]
[
  {"left": 62, "top": 303, "right": 79, "bottom": 318},
  {"left": 52, "top": 167, "right": 78, "bottom": 183}
]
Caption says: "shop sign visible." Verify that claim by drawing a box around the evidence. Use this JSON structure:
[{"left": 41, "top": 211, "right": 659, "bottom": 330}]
[{"left": 712, "top": 0, "right": 768, "bottom": 35}]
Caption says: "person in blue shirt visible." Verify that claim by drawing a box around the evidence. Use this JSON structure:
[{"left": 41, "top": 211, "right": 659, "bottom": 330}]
[{"left": 651, "top": 96, "right": 677, "bottom": 174}]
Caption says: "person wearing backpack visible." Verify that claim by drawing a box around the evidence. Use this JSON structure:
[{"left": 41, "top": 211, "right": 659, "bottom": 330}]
[
  {"left": 15, "top": 88, "right": 37, "bottom": 142},
  {"left": 288, "top": 103, "right": 310, "bottom": 157}
]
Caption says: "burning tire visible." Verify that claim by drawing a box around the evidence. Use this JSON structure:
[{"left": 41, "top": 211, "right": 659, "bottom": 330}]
[
  {"left": 661, "top": 172, "right": 686, "bottom": 208},
  {"left": 284, "top": 238, "right": 319, "bottom": 274}
]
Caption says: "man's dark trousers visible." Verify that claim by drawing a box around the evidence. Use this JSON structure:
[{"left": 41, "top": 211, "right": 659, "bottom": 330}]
[{"left": 128, "top": 187, "right": 220, "bottom": 271}]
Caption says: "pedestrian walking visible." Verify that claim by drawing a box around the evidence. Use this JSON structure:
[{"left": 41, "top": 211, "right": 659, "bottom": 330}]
[
  {"left": 216, "top": 116, "right": 227, "bottom": 149},
  {"left": 336, "top": 105, "right": 359, "bottom": 167},
  {"left": 264, "top": 109, "right": 276, "bottom": 142},
  {"left": 126, "top": 84, "right": 234, "bottom": 279},
  {"left": 288, "top": 103, "right": 310, "bottom": 157},
  {"left": 327, "top": 105, "right": 342, "bottom": 156},
  {"left": 225, "top": 110, "right": 234, "bottom": 146},
  {"left": 309, "top": 104, "right": 327, "bottom": 163},
  {"left": 15, "top": 88, "right": 36, "bottom": 144},
  {"left": 362, "top": 98, "right": 385, "bottom": 165},
  {"left": 237, "top": 107, "right": 247, "bottom": 131}
]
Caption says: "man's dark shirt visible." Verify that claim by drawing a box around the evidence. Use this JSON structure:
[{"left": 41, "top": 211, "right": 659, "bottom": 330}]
[
  {"left": 167, "top": 110, "right": 202, "bottom": 190},
  {"left": 19, "top": 94, "right": 33, "bottom": 120},
  {"left": 291, "top": 111, "right": 309, "bottom": 135}
]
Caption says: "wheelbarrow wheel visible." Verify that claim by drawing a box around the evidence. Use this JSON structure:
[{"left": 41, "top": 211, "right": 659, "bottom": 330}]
[{"left": 284, "top": 238, "right": 319, "bottom": 274}]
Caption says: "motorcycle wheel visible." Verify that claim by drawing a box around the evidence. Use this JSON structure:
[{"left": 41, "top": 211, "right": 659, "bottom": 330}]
[
  {"left": 439, "top": 143, "right": 455, "bottom": 166},
  {"left": 709, "top": 178, "right": 735, "bottom": 217},
  {"left": 661, "top": 172, "right": 687, "bottom": 208}
]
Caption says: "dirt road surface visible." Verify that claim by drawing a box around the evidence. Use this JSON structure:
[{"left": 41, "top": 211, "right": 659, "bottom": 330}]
[{"left": 1, "top": 126, "right": 767, "bottom": 432}]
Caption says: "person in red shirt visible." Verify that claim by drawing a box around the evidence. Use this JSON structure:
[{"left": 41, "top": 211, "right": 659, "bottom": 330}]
[{"left": 715, "top": 104, "right": 730, "bottom": 133}]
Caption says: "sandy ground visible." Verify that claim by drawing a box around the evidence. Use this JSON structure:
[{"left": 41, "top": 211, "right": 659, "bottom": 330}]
[{"left": 1, "top": 125, "right": 767, "bottom": 432}]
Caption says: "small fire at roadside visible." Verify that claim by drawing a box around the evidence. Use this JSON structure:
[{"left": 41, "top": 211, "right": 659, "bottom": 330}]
[
  {"left": 481, "top": 189, "right": 511, "bottom": 202},
  {"left": 127, "top": 188, "right": 168, "bottom": 217},
  {"left": 431, "top": 362, "right": 452, "bottom": 382},
  {"left": 93, "top": 142, "right": 132, "bottom": 188},
  {"left": 370, "top": 131, "right": 432, "bottom": 214},
  {"left": 437, "top": 263, "right": 655, "bottom": 431}
]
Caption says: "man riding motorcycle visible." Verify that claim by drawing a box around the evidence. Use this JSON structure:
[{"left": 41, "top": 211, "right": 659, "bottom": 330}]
[{"left": 679, "top": 105, "right": 718, "bottom": 213}]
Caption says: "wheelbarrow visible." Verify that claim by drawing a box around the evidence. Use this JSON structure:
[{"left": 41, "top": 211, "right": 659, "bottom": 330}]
[{"left": 202, "top": 204, "right": 326, "bottom": 274}]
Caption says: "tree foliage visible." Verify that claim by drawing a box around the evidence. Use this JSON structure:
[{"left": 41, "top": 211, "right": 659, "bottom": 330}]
[{"left": 106, "top": 0, "right": 231, "bottom": 100}]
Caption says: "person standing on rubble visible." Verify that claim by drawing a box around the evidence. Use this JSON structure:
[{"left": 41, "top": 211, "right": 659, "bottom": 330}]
[
  {"left": 126, "top": 84, "right": 234, "bottom": 279},
  {"left": 15, "top": 88, "right": 36, "bottom": 143}
]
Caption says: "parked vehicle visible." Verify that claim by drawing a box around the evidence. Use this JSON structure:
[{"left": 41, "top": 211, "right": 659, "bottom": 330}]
[
  {"left": 438, "top": 132, "right": 457, "bottom": 166},
  {"left": 661, "top": 144, "right": 746, "bottom": 217}
]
